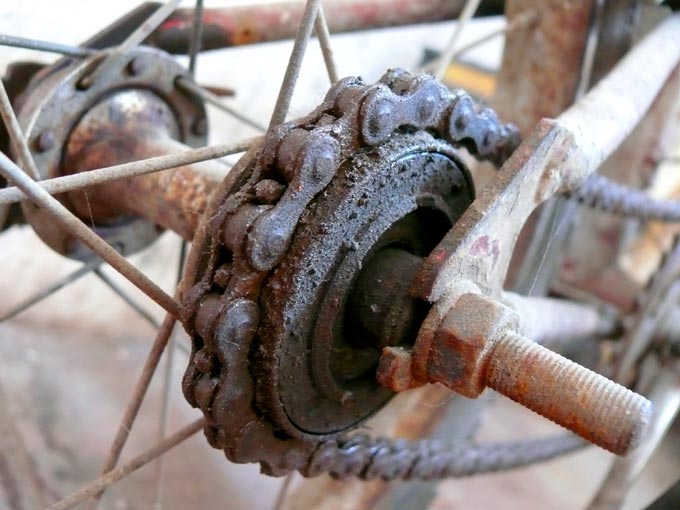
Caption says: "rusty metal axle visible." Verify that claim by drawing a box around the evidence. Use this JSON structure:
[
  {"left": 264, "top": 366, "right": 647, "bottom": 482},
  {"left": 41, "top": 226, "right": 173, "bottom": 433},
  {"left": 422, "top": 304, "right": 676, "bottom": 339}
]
[{"left": 379, "top": 292, "right": 651, "bottom": 456}]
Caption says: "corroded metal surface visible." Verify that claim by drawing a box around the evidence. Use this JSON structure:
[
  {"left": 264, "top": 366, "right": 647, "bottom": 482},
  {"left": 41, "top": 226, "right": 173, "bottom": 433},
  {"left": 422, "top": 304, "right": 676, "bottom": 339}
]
[
  {"left": 493, "top": 0, "right": 595, "bottom": 136},
  {"left": 63, "top": 91, "right": 225, "bottom": 241},
  {"left": 559, "top": 64, "right": 680, "bottom": 312},
  {"left": 150, "top": 0, "right": 504, "bottom": 54},
  {"left": 381, "top": 292, "right": 651, "bottom": 455},
  {"left": 371, "top": 15, "right": 680, "bottom": 476},
  {"left": 180, "top": 69, "right": 517, "bottom": 475},
  {"left": 485, "top": 329, "right": 649, "bottom": 455},
  {"left": 15, "top": 46, "right": 207, "bottom": 259}
]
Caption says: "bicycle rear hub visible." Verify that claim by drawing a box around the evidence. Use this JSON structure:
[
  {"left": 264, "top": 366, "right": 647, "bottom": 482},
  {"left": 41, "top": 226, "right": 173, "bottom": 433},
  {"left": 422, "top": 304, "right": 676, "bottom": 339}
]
[
  {"left": 14, "top": 46, "right": 215, "bottom": 259},
  {"left": 180, "top": 69, "right": 518, "bottom": 474}
]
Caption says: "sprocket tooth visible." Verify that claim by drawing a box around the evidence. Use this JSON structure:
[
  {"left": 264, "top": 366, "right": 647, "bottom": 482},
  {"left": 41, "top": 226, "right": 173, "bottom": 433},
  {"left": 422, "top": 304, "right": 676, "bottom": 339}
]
[{"left": 180, "top": 69, "right": 519, "bottom": 476}]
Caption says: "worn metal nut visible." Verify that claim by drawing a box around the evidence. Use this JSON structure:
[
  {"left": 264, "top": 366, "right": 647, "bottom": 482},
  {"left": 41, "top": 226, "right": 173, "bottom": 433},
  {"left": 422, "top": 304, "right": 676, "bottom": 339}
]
[
  {"left": 376, "top": 346, "right": 414, "bottom": 392},
  {"left": 426, "top": 292, "right": 519, "bottom": 397}
]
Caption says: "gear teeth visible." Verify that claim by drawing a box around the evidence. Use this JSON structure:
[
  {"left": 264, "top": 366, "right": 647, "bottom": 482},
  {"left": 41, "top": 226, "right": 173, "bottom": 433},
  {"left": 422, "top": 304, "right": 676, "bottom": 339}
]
[{"left": 181, "top": 68, "right": 521, "bottom": 477}]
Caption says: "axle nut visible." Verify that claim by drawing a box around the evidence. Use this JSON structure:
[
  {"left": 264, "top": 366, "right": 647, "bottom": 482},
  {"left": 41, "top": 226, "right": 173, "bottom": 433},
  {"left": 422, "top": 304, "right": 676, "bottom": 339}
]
[{"left": 427, "top": 292, "right": 518, "bottom": 398}]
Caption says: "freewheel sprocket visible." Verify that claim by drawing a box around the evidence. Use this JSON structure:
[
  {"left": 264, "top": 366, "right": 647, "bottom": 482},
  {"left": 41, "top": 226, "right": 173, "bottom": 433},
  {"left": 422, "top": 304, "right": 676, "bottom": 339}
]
[{"left": 179, "top": 69, "right": 520, "bottom": 475}]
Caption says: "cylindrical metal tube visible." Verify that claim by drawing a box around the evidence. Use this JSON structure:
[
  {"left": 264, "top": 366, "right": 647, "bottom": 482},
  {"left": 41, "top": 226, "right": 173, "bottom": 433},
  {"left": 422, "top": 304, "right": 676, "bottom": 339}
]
[
  {"left": 502, "top": 291, "right": 616, "bottom": 347},
  {"left": 150, "top": 0, "right": 504, "bottom": 54},
  {"left": 62, "top": 89, "right": 227, "bottom": 241},
  {"left": 82, "top": 137, "right": 224, "bottom": 241},
  {"left": 486, "top": 331, "right": 652, "bottom": 455}
]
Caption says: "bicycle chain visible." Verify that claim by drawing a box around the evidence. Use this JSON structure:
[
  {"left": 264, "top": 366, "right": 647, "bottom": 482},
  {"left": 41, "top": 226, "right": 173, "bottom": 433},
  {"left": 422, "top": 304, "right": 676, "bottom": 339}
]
[
  {"left": 304, "top": 433, "right": 585, "bottom": 480},
  {"left": 571, "top": 173, "right": 680, "bottom": 222},
  {"left": 180, "top": 69, "right": 521, "bottom": 476}
]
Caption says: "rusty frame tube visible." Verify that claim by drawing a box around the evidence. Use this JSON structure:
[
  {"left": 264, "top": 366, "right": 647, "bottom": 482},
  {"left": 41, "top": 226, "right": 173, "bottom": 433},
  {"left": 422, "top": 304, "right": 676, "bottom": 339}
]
[{"left": 149, "top": 0, "right": 504, "bottom": 54}]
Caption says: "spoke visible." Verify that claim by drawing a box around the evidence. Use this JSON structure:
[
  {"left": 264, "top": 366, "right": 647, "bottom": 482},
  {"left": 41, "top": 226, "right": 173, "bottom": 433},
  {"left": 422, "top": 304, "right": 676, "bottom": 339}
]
[
  {"left": 48, "top": 418, "right": 205, "bottom": 510},
  {"left": 267, "top": 0, "right": 322, "bottom": 129},
  {"left": 433, "top": 0, "right": 482, "bottom": 81},
  {"left": 0, "top": 138, "right": 256, "bottom": 205},
  {"left": 0, "top": 152, "right": 179, "bottom": 316},
  {"left": 176, "top": 77, "right": 266, "bottom": 132},
  {"left": 187, "top": 0, "right": 205, "bottom": 76},
  {"left": 203, "top": 84, "right": 235, "bottom": 97},
  {"left": 151, "top": 240, "right": 187, "bottom": 510},
  {"left": 0, "top": 379, "right": 47, "bottom": 509},
  {"left": 156, "top": 242, "right": 187, "bottom": 507},
  {"left": 80, "top": 0, "right": 181, "bottom": 92},
  {"left": 94, "top": 267, "right": 160, "bottom": 329},
  {"left": 151, "top": 338, "right": 176, "bottom": 510},
  {"left": 425, "top": 11, "right": 537, "bottom": 73},
  {"left": 0, "top": 33, "right": 94, "bottom": 57},
  {"left": 0, "top": 258, "right": 100, "bottom": 322},
  {"left": 0, "top": 79, "right": 39, "bottom": 179},
  {"left": 94, "top": 268, "right": 191, "bottom": 356},
  {"left": 119, "top": 0, "right": 182, "bottom": 52},
  {"left": 87, "top": 313, "right": 177, "bottom": 508},
  {"left": 273, "top": 473, "right": 294, "bottom": 510},
  {"left": 314, "top": 6, "right": 339, "bottom": 84}
]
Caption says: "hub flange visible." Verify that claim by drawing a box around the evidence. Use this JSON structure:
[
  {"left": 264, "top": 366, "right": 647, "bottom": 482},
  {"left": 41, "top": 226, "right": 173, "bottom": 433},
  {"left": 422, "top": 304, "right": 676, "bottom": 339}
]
[{"left": 180, "top": 69, "right": 519, "bottom": 475}]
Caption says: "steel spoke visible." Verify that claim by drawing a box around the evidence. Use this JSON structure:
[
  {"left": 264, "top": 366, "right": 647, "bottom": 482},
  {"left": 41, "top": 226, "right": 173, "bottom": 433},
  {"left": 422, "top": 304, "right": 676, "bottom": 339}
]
[
  {"left": 87, "top": 313, "right": 178, "bottom": 508},
  {"left": 0, "top": 79, "right": 39, "bottom": 179},
  {"left": 0, "top": 379, "right": 47, "bottom": 509},
  {"left": 273, "top": 473, "right": 294, "bottom": 510},
  {"left": 80, "top": 0, "right": 181, "bottom": 93},
  {"left": 0, "top": 138, "right": 255, "bottom": 205},
  {"left": 0, "top": 152, "right": 179, "bottom": 315},
  {"left": 425, "top": 11, "right": 537, "bottom": 74},
  {"left": 433, "top": 0, "right": 482, "bottom": 81},
  {"left": 187, "top": 0, "right": 205, "bottom": 76},
  {"left": 151, "top": 240, "right": 187, "bottom": 510},
  {"left": 94, "top": 267, "right": 191, "bottom": 356},
  {"left": 119, "top": 0, "right": 182, "bottom": 52},
  {"left": 0, "top": 33, "right": 94, "bottom": 57},
  {"left": 0, "top": 258, "right": 100, "bottom": 322},
  {"left": 48, "top": 418, "right": 205, "bottom": 510},
  {"left": 267, "top": 0, "right": 321, "bottom": 129},
  {"left": 176, "top": 77, "right": 266, "bottom": 132},
  {"left": 315, "top": 6, "right": 339, "bottom": 84},
  {"left": 151, "top": 339, "right": 176, "bottom": 510},
  {"left": 94, "top": 267, "right": 161, "bottom": 329}
]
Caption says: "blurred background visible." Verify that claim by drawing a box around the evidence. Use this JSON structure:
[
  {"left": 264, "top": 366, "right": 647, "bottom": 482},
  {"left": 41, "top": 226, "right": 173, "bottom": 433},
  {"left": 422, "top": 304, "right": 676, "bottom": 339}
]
[{"left": 0, "top": 1, "right": 677, "bottom": 509}]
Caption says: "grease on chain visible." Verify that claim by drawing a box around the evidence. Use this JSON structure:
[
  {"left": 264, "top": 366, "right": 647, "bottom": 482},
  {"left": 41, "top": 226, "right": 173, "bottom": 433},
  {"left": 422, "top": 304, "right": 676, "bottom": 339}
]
[
  {"left": 180, "top": 69, "right": 522, "bottom": 476},
  {"left": 304, "top": 433, "right": 586, "bottom": 480}
]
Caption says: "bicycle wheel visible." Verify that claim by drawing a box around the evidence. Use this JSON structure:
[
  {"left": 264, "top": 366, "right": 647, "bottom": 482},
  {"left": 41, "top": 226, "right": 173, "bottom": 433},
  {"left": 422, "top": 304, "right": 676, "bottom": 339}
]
[{"left": 0, "top": 0, "right": 676, "bottom": 510}]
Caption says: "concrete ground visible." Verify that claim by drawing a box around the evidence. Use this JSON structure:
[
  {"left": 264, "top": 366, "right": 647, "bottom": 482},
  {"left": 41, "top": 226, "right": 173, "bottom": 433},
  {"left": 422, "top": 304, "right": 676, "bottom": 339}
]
[{"left": 0, "top": 2, "right": 678, "bottom": 509}]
